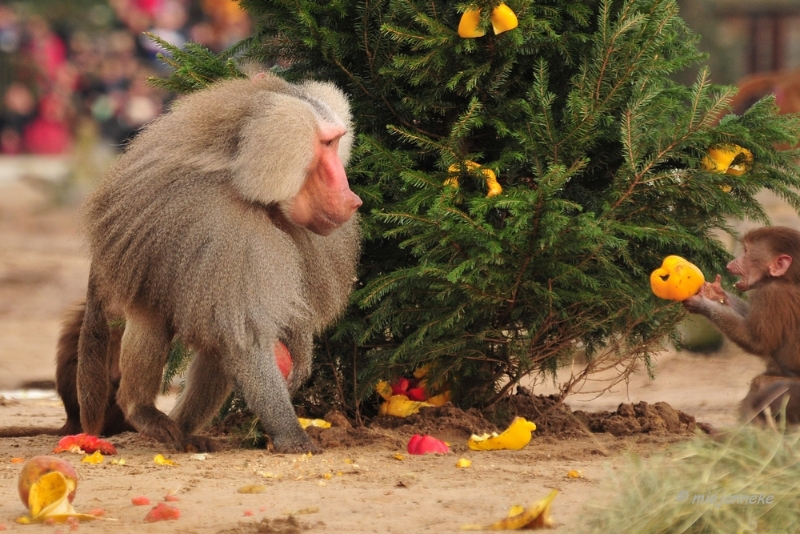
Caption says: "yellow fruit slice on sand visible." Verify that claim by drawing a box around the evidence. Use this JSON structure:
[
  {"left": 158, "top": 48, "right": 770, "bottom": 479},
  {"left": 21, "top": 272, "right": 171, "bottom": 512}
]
[{"left": 468, "top": 417, "right": 537, "bottom": 451}]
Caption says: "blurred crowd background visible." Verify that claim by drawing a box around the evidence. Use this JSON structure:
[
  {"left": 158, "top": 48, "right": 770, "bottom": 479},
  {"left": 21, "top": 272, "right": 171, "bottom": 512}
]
[
  {"left": 1, "top": 0, "right": 800, "bottom": 159},
  {"left": 0, "top": 0, "right": 249, "bottom": 156}
]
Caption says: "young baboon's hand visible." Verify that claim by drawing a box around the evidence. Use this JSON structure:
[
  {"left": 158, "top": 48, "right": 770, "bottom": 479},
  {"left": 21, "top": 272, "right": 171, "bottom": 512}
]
[{"left": 697, "top": 274, "right": 726, "bottom": 302}]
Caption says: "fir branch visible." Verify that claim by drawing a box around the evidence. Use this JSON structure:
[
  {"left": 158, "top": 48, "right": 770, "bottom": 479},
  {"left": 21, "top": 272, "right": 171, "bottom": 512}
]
[{"left": 146, "top": 33, "right": 246, "bottom": 94}]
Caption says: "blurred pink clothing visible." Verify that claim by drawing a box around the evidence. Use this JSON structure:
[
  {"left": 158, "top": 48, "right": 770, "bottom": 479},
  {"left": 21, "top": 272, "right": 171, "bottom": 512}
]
[{"left": 23, "top": 118, "right": 71, "bottom": 154}]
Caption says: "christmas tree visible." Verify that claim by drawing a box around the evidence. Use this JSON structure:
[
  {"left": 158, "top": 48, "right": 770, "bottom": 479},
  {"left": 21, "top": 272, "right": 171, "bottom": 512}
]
[{"left": 155, "top": 0, "right": 800, "bottom": 416}]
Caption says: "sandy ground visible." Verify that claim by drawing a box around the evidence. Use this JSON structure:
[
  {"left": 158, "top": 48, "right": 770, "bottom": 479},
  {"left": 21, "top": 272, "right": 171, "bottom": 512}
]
[{"left": 0, "top": 157, "right": 795, "bottom": 533}]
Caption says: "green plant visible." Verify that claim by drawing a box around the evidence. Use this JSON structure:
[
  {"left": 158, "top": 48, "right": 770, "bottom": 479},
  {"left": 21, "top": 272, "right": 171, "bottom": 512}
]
[{"left": 156, "top": 0, "right": 800, "bottom": 417}]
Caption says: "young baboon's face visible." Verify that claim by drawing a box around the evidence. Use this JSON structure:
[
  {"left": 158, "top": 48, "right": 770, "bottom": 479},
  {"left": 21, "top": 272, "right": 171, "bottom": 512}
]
[{"left": 728, "top": 238, "right": 793, "bottom": 292}]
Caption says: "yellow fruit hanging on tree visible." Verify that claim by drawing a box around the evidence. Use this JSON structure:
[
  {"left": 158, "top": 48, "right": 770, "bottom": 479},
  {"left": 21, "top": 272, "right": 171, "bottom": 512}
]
[
  {"left": 457, "top": 4, "right": 518, "bottom": 38},
  {"left": 457, "top": 8, "right": 485, "bottom": 38},
  {"left": 490, "top": 3, "right": 518, "bottom": 34},
  {"left": 701, "top": 144, "right": 753, "bottom": 176},
  {"left": 446, "top": 160, "right": 503, "bottom": 197}
]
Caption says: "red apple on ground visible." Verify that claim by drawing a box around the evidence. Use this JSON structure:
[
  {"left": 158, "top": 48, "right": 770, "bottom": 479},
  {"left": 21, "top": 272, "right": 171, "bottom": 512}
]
[{"left": 18, "top": 456, "right": 78, "bottom": 508}]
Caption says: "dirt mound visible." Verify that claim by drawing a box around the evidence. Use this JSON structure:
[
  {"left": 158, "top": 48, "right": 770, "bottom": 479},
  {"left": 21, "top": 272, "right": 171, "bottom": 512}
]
[
  {"left": 483, "top": 390, "right": 696, "bottom": 438},
  {"left": 574, "top": 400, "right": 696, "bottom": 436},
  {"left": 368, "top": 392, "right": 696, "bottom": 441},
  {"left": 211, "top": 391, "right": 695, "bottom": 451},
  {"left": 369, "top": 404, "right": 497, "bottom": 435}
]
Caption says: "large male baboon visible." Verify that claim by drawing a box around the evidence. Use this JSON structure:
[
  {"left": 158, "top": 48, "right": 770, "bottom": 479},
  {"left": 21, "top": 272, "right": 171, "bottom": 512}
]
[{"left": 77, "top": 72, "right": 361, "bottom": 452}]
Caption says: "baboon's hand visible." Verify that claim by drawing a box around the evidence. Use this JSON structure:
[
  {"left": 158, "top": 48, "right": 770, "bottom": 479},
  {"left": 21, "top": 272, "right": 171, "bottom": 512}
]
[
  {"left": 182, "top": 435, "right": 223, "bottom": 453},
  {"left": 271, "top": 434, "right": 322, "bottom": 454}
]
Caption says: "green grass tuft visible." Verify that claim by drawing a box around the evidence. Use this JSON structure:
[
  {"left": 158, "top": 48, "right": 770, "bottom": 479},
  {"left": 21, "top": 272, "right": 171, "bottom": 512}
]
[{"left": 581, "top": 422, "right": 800, "bottom": 533}]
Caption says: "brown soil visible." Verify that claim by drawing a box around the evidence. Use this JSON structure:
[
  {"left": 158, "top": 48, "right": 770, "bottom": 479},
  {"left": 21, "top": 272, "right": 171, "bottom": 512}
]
[{"left": 0, "top": 171, "right": 793, "bottom": 533}]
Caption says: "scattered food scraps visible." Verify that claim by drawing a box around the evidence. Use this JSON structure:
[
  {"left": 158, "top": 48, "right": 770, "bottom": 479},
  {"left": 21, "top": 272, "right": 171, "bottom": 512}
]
[
  {"left": 190, "top": 453, "right": 208, "bottom": 461},
  {"left": 110, "top": 458, "right": 126, "bottom": 465},
  {"left": 131, "top": 496, "right": 151, "bottom": 506},
  {"left": 407, "top": 434, "right": 450, "bottom": 455},
  {"left": 153, "top": 454, "right": 176, "bottom": 466},
  {"left": 143, "top": 503, "right": 181, "bottom": 523},
  {"left": 237, "top": 485, "right": 267, "bottom": 494},
  {"left": 467, "top": 417, "right": 537, "bottom": 451},
  {"left": 375, "top": 367, "right": 451, "bottom": 409},
  {"left": 462, "top": 489, "right": 558, "bottom": 530},
  {"left": 379, "top": 395, "right": 434, "bottom": 418},
  {"left": 507, "top": 505, "right": 525, "bottom": 516},
  {"left": 376, "top": 380, "right": 393, "bottom": 401},
  {"left": 15, "top": 460, "right": 99, "bottom": 524},
  {"left": 10, "top": 458, "right": 24, "bottom": 464},
  {"left": 81, "top": 451, "right": 103, "bottom": 464},
  {"left": 164, "top": 494, "right": 180, "bottom": 502},
  {"left": 53, "top": 434, "right": 117, "bottom": 455},
  {"left": 297, "top": 417, "right": 332, "bottom": 429},
  {"left": 567, "top": 469, "right": 583, "bottom": 479},
  {"left": 393, "top": 454, "right": 404, "bottom": 461},
  {"left": 18, "top": 456, "right": 77, "bottom": 508},
  {"left": 243, "top": 510, "right": 254, "bottom": 516},
  {"left": 456, "top": 458, "right": 472, "bottom": 468}
]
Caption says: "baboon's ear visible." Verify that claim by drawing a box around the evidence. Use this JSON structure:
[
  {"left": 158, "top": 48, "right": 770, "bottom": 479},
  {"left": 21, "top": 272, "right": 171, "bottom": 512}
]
[{"left": 769, "top": 254, "right": 793, "bottom": 278}]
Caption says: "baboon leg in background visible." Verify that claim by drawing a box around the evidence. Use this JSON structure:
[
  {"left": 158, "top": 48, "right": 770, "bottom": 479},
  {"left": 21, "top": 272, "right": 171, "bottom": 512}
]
[{"left": 170, "top": 349, "right": 232, "bottom": 437}]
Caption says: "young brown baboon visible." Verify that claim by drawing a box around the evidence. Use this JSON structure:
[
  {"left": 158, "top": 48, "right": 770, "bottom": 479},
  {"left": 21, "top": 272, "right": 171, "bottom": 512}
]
[
  {"left": 77, "top": 72, "right": 362, "bottom": 453},
  {"left": 0, "top": 302, "right": 133, "bottom": 438},
  {"left": 684, "top": 226, "right": 800, "bottom": 423}
]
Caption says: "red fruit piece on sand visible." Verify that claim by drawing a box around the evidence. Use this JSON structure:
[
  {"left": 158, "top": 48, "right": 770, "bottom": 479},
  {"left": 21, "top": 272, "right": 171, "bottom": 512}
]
[
  {"left": 407, "top": 434, "right": 450, "bottom": 455},
  {"left": 144, "top": 502, "right": 181, "bottom": 522},
  {"left": 53, "top": 434, "right": 117, "bottom": 455}
]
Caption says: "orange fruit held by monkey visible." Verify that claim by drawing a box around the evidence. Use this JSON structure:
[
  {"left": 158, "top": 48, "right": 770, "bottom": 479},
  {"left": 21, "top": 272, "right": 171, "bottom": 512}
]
[{"left": 650, "top": 256, "right": 705, "bottom": 301}]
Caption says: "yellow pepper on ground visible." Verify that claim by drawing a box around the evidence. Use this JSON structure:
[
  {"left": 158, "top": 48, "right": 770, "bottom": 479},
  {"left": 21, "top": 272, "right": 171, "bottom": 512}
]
[
  {"left": 462, "top": 489, "right": 558, "bottom": 530},
  {"left": 379, "top": 395, "right": 434, "bottom": 417},
  {"left": 468, "top": 416, "right": 537, "bottom": 451}
]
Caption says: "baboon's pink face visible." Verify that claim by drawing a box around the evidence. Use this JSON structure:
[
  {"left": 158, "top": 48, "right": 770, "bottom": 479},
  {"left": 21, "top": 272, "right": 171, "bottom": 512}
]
[
  {"left": 727, "top": 239, "right": 793, "bottom": 291},
  {"left": 287, "top": 123, "right": 362, "bottom": 236},
  {"left": 727, "top": 243, "right": 765, "bottom": 292}
]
